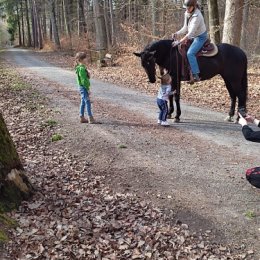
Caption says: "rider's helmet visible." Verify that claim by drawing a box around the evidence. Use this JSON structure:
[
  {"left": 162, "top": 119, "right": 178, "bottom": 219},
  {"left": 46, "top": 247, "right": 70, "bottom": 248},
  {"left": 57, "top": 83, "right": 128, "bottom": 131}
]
[{"left": 183, "top": 0, "right": 197, "bottom": 8}]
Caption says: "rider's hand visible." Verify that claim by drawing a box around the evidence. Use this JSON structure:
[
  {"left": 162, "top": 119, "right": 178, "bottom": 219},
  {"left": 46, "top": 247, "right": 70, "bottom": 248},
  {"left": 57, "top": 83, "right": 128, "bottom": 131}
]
[
  {"left": 172, "top": 33, "right": 177, "bottom": 39},
  {"left": 172, "top": 40, "right": 180, "bottom": 47}
]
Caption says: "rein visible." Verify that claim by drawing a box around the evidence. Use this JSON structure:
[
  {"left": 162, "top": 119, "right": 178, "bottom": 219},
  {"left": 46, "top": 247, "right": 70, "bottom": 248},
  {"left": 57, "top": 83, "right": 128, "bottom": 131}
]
[{"left": 169, "top": 44, "right": 180, "bottom": 96}]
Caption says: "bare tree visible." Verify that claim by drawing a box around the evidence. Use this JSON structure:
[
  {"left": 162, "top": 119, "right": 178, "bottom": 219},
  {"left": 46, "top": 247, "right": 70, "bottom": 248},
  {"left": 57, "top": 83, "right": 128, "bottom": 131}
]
[
  {"left": 151, "top": 0, "right": 160, "bottom": 37},
  {"left": 16, "top": 3, "right": 22, "bottom": 46},
  {"left": 240, "top": 0, "right": 249, "bottom": 50},
  {"left": 222, "top": 0, "right": 244, "bottom": 46},
  {"left": 48, "top": 0, "right": 61, "bottom": 49},
  {"left": 0, "top": 113, "right": 33, "bottom": 211},
  {"left": 93, "top": 0, "right": 108, "bottom": 60},
  {"left": 20, "top": 0, "right": 25, "bottom": 46},
  {"left": 207, "top": 0, "right": 220, "bottom": 44},
  {"left": 255, "top": 19, "right": 260, "bottom": 55},
  {"left": 78, "top": 0, "right": 87, "bottom": 36},
  {"left": 109, "top": 0, "right": 116, "bottom": 46},
  {"left": 25, "top": 0, "right": 32, "bottom": 47}
]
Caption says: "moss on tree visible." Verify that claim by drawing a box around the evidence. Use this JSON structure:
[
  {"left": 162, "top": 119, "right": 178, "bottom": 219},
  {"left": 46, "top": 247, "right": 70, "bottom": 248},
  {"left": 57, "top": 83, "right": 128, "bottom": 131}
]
[
  {"left": 0, "top": 113, "right": 23, "bottom": 178},
  {"left": 0, "top": 113, "right": 34, "bottom": 212}
]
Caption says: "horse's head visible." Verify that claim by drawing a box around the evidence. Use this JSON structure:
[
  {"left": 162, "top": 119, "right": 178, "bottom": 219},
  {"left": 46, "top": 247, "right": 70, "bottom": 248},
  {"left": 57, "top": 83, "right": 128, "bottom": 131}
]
[{"left": 134, "top": 50, "right": 157, "bottom": 83}]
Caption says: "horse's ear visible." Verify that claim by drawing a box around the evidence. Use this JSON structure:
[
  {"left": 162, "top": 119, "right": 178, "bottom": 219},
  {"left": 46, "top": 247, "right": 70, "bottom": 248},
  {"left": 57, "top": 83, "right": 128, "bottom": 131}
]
[{"left": 133, "top": 52, "right": 142, "bottom": 57}]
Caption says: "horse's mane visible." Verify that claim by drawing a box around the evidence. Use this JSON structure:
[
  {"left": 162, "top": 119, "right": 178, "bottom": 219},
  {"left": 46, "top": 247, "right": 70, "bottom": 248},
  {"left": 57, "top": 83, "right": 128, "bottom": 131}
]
[{"left": 144, "top": 39, "right": 172, "bottom": 52}]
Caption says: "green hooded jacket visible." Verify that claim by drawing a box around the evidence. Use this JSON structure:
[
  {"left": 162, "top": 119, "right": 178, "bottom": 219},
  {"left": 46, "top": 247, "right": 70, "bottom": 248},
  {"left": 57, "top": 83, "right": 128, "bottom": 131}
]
[{"left": 75, "top": 64, "right": 90, "bottom": 90}]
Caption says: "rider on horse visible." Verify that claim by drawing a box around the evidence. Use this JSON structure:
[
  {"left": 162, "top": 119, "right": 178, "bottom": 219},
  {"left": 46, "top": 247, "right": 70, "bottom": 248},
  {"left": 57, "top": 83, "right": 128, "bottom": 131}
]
[{"left": 172, "top": 0, "right": 207, "bottom": 83}]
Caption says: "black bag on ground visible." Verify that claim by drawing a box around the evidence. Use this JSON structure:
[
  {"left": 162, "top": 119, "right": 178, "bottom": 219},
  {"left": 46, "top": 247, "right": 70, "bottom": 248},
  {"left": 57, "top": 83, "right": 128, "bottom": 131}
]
[{"left": 246, "top": 167, "right": 260, "bottom": 188}]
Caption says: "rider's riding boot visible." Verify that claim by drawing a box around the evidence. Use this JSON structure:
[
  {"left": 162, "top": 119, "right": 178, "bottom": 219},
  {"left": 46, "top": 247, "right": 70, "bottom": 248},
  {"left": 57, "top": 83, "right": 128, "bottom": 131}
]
[
  {"left": 189, "top": 74, "right": 200, "bottom": 84},
  {"left": 193, "top": 74, "right": 201, "bottom": 82}
]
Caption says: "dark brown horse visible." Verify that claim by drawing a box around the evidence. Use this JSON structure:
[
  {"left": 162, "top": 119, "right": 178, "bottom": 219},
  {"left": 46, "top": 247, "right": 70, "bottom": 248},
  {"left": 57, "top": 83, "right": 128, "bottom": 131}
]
[{"left": 134, "top": 40, "right": 248, "bottom": 122}]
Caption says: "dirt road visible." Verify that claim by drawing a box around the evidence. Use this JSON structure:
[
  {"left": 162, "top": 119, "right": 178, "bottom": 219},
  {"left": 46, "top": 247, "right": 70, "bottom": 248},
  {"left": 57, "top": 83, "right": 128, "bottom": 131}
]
[{"left": 2, "top": 48, "right": 260, "bottom": 257}]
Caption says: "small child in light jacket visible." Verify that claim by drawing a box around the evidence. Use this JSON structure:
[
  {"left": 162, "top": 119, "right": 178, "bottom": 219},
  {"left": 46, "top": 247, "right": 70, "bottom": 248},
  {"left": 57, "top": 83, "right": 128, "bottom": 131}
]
[{"left": 157, "top": 74, "right": 172, "bottom": 126}]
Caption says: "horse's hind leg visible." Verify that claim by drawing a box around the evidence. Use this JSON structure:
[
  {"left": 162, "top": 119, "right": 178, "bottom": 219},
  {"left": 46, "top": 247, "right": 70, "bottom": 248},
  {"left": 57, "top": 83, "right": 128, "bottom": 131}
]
[
  {"left": 168, "top": 94, "right": 174, "bottom": 119},
  {"left": 174, "top": 93, "right": 181, "bottom": 122},
  {"left": 223, "top": 79, "right": 236, "bottom": 122}
]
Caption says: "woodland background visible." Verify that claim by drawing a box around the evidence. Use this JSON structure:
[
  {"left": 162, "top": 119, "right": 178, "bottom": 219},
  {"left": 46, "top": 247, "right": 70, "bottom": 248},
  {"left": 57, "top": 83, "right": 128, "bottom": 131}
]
[{"left": 0, "top": 0, "right": 260, "bottom": 60}]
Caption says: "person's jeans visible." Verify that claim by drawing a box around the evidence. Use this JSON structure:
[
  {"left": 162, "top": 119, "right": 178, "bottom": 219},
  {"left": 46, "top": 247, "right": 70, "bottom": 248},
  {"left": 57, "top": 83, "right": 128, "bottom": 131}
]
[
  {"left": 79, "top": 86, "right": 93, "bottom": 117},
  {"left": 187, "top": 31, "right": 208, "bottom": 75},
  {"left": 157, "top": 98, "right": 168, "bottom": 121}
]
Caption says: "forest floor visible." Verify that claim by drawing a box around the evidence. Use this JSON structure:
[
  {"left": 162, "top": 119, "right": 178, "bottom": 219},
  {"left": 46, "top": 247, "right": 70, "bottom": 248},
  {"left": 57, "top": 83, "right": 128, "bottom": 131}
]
[{"left": 0, "top": 48, "right": 260, "bottom": 259}]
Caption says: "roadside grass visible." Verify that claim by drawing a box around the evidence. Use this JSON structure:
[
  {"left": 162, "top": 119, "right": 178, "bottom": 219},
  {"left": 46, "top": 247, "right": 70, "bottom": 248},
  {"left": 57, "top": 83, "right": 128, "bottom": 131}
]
[
  {"left": 118, "top": 144, "right": 127, "bottom": 149},
  {"left": 245, "top": 210, "right": 256, "bottom": 219},
  {"left": 51, "top": 133, "right": 63, "bottom": 142},
  {"left": 0, "top": 62, "right": 46, "bottom": 112},
  {"left": 0, "top": 213, "right": 18, "bottom": 244},
  {"left": 42, "top": 119, "right": 57, "bottom": 128}
]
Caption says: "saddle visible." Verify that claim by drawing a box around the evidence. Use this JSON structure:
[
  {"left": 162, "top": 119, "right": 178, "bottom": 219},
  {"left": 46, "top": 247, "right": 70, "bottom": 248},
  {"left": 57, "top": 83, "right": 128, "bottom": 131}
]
[{"left": 178, "top": 39, "right": 218, "bottom": 81}]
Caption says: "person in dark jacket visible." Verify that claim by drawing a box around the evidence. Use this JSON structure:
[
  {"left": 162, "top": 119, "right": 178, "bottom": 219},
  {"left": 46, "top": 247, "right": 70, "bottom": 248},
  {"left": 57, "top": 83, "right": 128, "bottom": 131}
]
[
  {"left": 238, "top": 113, "right": 260, "bottom": 143},
  {"left": 238, "top": 113, "right": 260, "bottom": 188}
]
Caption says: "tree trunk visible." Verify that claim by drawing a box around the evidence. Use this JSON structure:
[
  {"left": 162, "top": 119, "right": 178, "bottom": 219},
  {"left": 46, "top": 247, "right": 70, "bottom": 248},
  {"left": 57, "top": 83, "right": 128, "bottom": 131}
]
[
  {"left": 32, "top": 0, "right": 39, "bottom": 48},
  {"left": 42, "top": 1, "right": 47, "bottom": 40},
  {"left": 63, "top": 0, "right": 72, "bottom": 49},
  {"left": 93, "top": 0, "right": 108, "bottom": 60},
  {"left": 16, "top": 4, "right": 22, "bottom": 46},
  {"left": 49, "top": 18, "right": 53, "bottom": 41},
  {"left": 33, "top": 0, "right": 43, "bottom": 49},
  {"left": 63, "top": 0, "right": 71, "bottom": 36},
  {"left": 109, "top": 0, "right": 115, "bottom": 46},
  {"left": 222, "top": 0, "right": 243, "bottom": 46},
  {"left": 104, "top": 0, "right": 111, "bottom": 49},
  {"left": 0, "top": 113, "right": 33, "bottom": 212},
  {"left": 255, "top": 19, "right": 260, "bottom": 55},
  {"left": 30, "top": 0, "right": 36, "bottom": 47},
  {"left": 48, "top": 0, "right": 61, "bottom": 49},
  {"left": 25, "top": 0, "right": 32, "bottom": 47},
  {"left": 240, "top": 1, "right": 249, "bottom": 50},
  {"left": 151, "top": 0, "right": 159, "bottom": 37},
  {"left": 207, "top": 0, "right": 220, "bottom": 44},
  {"left": 78, "top": 0, "right": 87, "bottom": 36},
  {"left": 20, "top": 0, "right": 25, "bottom": 46}
]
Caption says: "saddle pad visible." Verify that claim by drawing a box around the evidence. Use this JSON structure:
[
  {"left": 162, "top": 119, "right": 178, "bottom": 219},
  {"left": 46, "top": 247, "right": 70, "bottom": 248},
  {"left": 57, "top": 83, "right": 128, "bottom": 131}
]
[{"left": 246, "top": 167, "right": 260, "bottom": 188}]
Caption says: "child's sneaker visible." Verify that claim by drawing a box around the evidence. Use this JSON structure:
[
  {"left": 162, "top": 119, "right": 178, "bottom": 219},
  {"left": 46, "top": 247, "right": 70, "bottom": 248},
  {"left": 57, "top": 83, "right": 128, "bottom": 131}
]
[
  {"left": 157, "top": 119, "right": 161, "bottom": 124},
  {"left": 161, "top": 120, "right": 170, "bottom": 126},
  {"left": 88, "top": 116, "right": 95, "bottom": 124},
  {"left": 80, "top": 116, "right": 88, "bottom": 123}
]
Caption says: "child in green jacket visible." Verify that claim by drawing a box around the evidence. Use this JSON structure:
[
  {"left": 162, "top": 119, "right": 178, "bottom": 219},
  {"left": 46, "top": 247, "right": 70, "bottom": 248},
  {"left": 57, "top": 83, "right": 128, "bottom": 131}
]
[{"left": 75, "top": 52, "right": 95, "bottom": 123}]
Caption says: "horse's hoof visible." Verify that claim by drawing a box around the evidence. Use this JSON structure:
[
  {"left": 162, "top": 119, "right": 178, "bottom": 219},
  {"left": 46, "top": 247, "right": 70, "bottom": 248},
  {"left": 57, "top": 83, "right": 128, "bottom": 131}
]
[
  {"left": 174, "top": 118, "right": 180, "bottom": 123},
  {"left": 167, "top": 115, "right": 172, "bottom": 119},
  {"left": 224, "top": 116, "right": 234, "bottom": 122}
]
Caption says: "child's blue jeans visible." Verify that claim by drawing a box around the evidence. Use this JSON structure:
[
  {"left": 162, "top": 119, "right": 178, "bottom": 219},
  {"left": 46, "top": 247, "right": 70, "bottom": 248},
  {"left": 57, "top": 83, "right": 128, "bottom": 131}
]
[
  {"left": 157, "top": 98, "right": 168, "bottom": 121},
  {"left": 187, "top": 31, "right": 208, "bottom": 75},
  {"left": 79, "top": 86, "right": 93, "bottom": 117}
]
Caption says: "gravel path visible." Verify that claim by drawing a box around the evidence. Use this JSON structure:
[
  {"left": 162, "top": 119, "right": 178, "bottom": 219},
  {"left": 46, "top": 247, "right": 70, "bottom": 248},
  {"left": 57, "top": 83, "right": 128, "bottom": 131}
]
[{"left": 3, "top": 48, "right": 260, "bottom": 257}]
